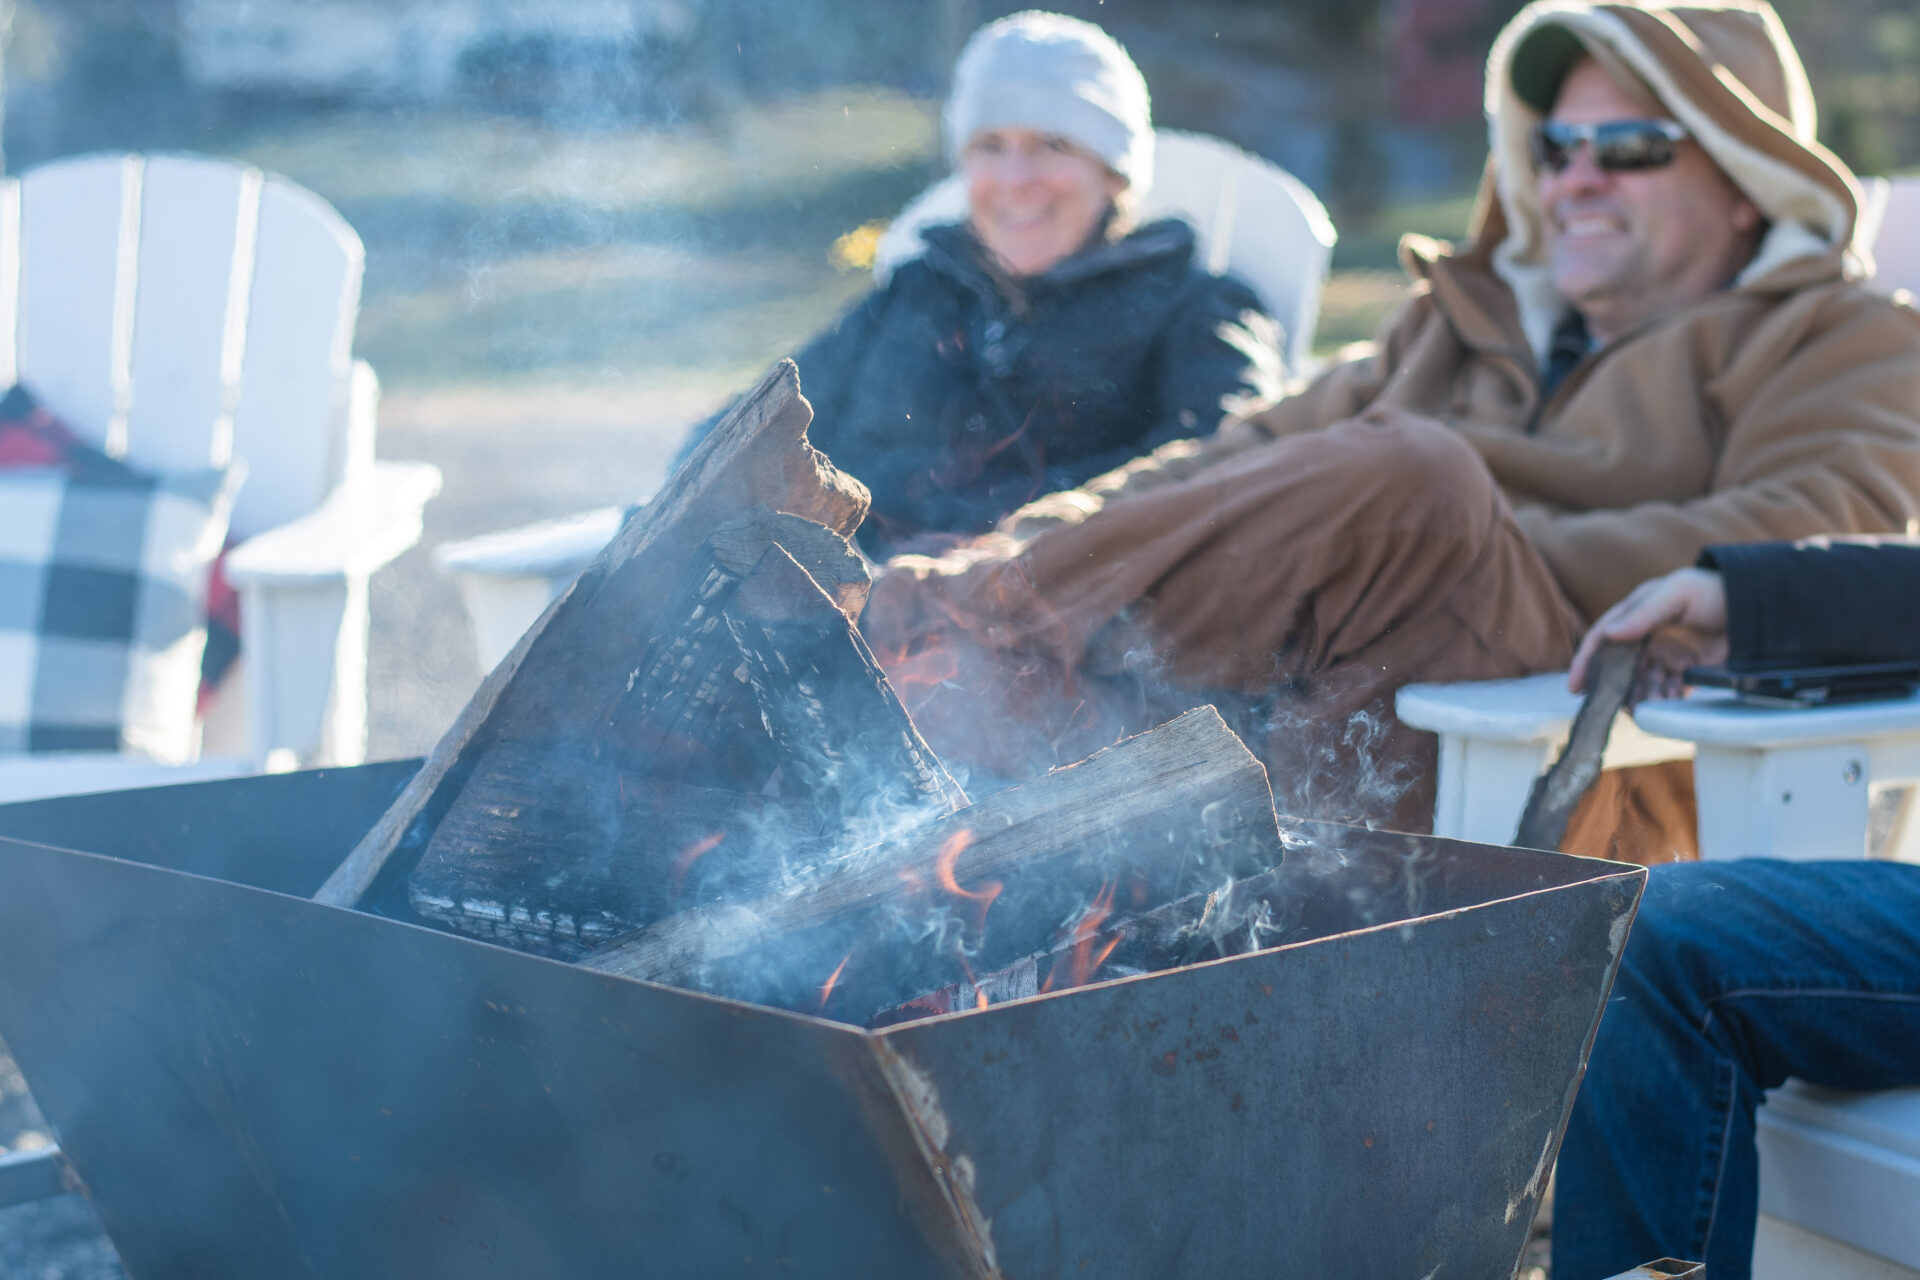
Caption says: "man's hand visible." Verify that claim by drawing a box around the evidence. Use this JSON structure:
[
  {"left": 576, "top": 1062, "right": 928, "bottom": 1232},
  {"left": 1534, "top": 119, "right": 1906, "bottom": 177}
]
[{"left": 1569, "top": 567, "right": 1730, "bottom": 702}]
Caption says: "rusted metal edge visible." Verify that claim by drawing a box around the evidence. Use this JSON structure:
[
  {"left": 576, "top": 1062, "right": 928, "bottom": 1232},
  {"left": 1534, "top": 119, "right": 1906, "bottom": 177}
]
[{"left": 868, "top": 1038, "right": 1007, "bottom": 1280}]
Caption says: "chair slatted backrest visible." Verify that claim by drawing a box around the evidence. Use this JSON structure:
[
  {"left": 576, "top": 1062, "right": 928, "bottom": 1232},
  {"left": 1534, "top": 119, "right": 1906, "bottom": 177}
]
[
  {"left": 0, "top": 153, "right": 364, "bottom": 539},
  {"left": 872, "top": 130, "right": 1336, "bottom": 372}
]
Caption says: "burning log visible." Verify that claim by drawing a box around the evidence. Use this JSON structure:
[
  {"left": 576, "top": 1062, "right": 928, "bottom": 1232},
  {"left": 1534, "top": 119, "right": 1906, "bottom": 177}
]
[
  {"left": 406, "top": 750, "right": 828, "bottom": 951},
  {"left": 580, "top": 706, "right": 1282, "bottom": 1020},
  {"left": 406, "top": 533, "right": 964, "bottom": 953},
  {"left": 865, "top": 833, "right": 1338, "bottom": 1026},
  {"left": 317, "top": 361, "right": 936, "bottom": 914},
  {"left": 723, "top": 543, "right": 963, "bottom": 818}
]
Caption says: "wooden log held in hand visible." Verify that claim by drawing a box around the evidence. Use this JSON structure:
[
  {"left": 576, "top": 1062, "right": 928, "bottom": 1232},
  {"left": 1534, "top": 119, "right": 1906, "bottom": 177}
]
[{"left": 1512, "top": 640, "right": 1648, "bottom": 852}]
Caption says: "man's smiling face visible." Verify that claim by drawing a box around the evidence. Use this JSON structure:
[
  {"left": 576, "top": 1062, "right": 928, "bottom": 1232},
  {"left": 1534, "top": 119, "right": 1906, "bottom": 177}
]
[{"left": 1540, "top": 57, "right": 1763, "bottom": 343}]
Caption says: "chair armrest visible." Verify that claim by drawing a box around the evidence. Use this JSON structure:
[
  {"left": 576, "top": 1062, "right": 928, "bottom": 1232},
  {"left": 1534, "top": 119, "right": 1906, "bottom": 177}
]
[
  {"left": 0, "top": 754, "right": 252, "bottom": 805},
  {"left": 1397, "top": 673, "right": 1691, "bottom": 769},
  {"left": 1396, "top": 673, "right": 1581, "bottom": 743},
  {"left": 1635, "top": 689, "right": 1920, "bottom": 751},
  {"left": 433, "top": 505, "right": 629, "bottom": 583},
  {"left": 226, "top": 460, "right": 442, "bottom": 588}
]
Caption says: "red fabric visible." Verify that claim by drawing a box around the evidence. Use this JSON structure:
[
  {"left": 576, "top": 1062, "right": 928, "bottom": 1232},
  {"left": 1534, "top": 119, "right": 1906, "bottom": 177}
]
[
  {"left": 197, "top": 540, "right": 242, "bottom": 714},
  {"left": 0, "top": 395, "right": 83, "bottom": 469}
]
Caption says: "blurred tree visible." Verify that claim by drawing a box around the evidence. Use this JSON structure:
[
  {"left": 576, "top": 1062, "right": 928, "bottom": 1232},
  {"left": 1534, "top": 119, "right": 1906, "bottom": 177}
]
[
  {"left": 0, "top": 0, "right": 12, "bottom": 173},
  {"left": 1291, "top": 0, "right": 1387, "bottom": 51}
]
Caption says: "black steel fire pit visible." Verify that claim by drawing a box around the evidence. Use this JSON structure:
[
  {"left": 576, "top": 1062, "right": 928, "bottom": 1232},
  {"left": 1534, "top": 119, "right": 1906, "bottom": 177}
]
[{"left": 0, "top": 763, "right": 1642, "bottom": 1279}]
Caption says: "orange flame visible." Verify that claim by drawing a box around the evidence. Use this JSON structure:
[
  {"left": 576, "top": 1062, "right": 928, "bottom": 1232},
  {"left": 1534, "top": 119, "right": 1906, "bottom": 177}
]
[
  {"left": 955, "top": 950, "right": 989, "bottom": 1010},
  {"left": 669, "top": 832, "right": 725, "bottom": 900},
  {"left": 874, "top": 633, "right": 963, "bottom": 706},
  {"left": 1043, "top": 879, "right": 1120, "bottom": 994},
  {"left": 933, "top": 828, "right": 1002, "bottom": 935},
  {"left": 818, "top": 948, "right": 855, "bottom": 1011}
]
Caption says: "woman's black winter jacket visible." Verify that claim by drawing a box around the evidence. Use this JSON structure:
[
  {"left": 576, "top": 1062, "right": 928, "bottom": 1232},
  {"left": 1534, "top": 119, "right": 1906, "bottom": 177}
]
[{"left": 791, "top": 217, "right": 1283, "bottom": 556}]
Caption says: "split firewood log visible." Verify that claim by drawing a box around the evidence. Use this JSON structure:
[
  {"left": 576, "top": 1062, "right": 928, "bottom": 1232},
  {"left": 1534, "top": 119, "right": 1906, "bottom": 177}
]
[
  {"left": 581, "top": 706, "right": 1283, "bottom": 1020},
  {"left": 407, "top": 534, "right": 964, "bottom": 953},
  {"left": 318, "top": 360, "right": 958, "bottom": 915},
  {"left": 867, "top": 853, "right": 1297, "bottom": 1027}
]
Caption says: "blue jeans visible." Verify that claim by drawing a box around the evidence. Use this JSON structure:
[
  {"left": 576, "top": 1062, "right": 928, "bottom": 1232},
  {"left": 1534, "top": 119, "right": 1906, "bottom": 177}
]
[{"left": 1553, "top": 859, "right": 1920, "bottom": 1280}]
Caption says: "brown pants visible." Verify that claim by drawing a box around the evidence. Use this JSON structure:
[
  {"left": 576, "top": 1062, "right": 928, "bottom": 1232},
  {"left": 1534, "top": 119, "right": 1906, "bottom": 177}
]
[{"left": 865, "top": 415, "right": 1689, "bottom": 853}]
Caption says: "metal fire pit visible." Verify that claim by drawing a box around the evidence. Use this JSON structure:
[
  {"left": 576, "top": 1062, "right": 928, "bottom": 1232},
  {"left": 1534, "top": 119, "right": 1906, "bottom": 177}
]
[{"left": 0, "top": 763, "right": 1642, "bottom": 1280}]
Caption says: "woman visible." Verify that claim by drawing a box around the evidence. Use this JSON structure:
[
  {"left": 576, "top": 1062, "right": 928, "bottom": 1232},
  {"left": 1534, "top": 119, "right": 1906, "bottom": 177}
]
[{"left": 785, "top": 11, "right": 1283, "bottom": 556}]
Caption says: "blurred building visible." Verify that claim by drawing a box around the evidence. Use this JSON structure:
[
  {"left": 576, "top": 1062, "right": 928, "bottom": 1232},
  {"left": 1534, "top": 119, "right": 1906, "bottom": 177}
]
[{"left": 177, "top": 0, "right": 698, "bottom": 104}]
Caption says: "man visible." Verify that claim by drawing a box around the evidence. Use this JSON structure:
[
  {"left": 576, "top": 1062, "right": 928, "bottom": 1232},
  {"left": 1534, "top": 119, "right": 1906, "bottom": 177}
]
[
  {"left": 861, "top": 0, "right": 1920, "bottom": 843},
  {"left": 1553, "top": 541, "right": 1920, "bottom": 1280}
]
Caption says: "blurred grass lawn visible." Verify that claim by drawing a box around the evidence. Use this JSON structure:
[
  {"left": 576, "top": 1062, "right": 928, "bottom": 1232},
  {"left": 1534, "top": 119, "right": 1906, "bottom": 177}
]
[
  {"left": 217, "top": 90, "right": 941, "bottom": 395},
  {"left": 209, "top": 91, "right": 1476, "bottom": 394}
]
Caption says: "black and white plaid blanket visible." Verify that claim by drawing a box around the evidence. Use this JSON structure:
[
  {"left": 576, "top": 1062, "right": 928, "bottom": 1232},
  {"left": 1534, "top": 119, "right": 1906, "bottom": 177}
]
[{"left": 0, "top": 390, "right": 238, "bottom": 759}]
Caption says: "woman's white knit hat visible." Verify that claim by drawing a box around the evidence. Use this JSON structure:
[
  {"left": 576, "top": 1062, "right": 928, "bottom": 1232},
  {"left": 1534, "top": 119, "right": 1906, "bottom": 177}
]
[{"left": 943, "top": 11, "right": 1154, "bottom": 196}]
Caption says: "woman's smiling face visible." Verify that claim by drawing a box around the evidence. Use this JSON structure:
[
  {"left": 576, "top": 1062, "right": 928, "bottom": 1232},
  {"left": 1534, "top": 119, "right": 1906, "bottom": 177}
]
[{"left": 964, "top": 127, "right": 1126, "bottom": 278}]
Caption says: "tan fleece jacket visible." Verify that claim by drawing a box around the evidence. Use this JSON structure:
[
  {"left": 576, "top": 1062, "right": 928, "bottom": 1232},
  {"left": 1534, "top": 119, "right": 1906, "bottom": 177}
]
[{"left": 1067, "top": 0, "right": 1920, "bottom": 622}]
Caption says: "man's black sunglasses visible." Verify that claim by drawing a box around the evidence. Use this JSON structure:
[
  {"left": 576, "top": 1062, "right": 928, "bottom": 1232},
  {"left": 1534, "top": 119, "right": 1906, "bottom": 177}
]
[{"left": 1530, "top": 119, "right": 1689, "bottom": 174}]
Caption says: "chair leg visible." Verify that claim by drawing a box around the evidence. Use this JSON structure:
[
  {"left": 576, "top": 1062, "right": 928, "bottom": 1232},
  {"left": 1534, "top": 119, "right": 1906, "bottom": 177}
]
[
  {"left": 1692, "top": 743, "right": 1872, "bottom": 860},
  {"left": 1430, "top": 733, "right": 1560, "bottom": 845},
  {"left": 237, "top": 576, "right": 365, "bottom": 769}
]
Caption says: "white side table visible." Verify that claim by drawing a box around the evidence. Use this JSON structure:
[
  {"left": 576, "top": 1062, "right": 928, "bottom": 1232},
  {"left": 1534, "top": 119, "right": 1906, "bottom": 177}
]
[
  {"left": 434, "top": 506, "right": 629, "bottom": 672},
  {"left": 1635, "top": 690, "right": 1920, "bottom": 862},
  {"left": 1397, "top": 676, "right": 1920, "bottom": 861}
]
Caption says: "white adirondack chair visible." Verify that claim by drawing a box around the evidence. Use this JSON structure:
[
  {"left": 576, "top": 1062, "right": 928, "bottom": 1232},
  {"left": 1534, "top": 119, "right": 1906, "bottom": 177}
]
[
  {"left": 0, "top": 152, "right": 441, "bottom": 803},
  {"left": 873, "top": 129, "right": 1337, "bottom": 374},
  {"left": 1397, "top": 173, "right": 1920, "bottom": 1280},
  {"left": 436, "top": 129, "right": 1337, "bottom": 674}
]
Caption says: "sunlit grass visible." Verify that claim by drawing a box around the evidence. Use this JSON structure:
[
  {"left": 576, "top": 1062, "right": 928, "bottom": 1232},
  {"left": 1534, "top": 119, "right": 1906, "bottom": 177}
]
[
  {"left": 1328, "top": 192, "right": 1479, "bottom": 271},
  {"left": 204, "top": 89, "right": 1485, "bottom": 390},
  {"left": 197, "top": 90, "right": 940, "bottom": 391},
  {"left": 224, "top": 90, "right": 939, "bottom": 214}
]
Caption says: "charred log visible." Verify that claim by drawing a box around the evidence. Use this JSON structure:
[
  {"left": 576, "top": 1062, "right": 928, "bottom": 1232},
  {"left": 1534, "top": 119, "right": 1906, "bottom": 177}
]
[
  {"left": 724, "top": 544, "right": 964, "bottom": 820},
  {"left": 407, "top": 743, "right": 828, "bottom": 956},
  {"left": 580, "top": 707, "right": 1281, "bottom": 1019},
  {"left": 869, "top": 847, "right": 1315, "bottom": 1027},
  {"left": 319, "top": 360, "right": 868, "bottom": 910},
  {"left": 405, "top": 528, "right": 962, "bottom": 951}
]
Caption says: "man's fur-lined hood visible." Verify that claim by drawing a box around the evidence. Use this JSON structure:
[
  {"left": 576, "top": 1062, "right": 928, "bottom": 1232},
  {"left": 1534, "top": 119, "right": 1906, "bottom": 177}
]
[{"left": 1468, "top": 0, "right": 1864, "bottom": 359}]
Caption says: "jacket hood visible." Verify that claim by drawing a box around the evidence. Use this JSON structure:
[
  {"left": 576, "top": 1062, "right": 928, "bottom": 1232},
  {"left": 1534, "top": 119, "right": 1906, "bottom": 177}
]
[{"left": 1479, "top": 0, "right": 1865, "bottom": 358}]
